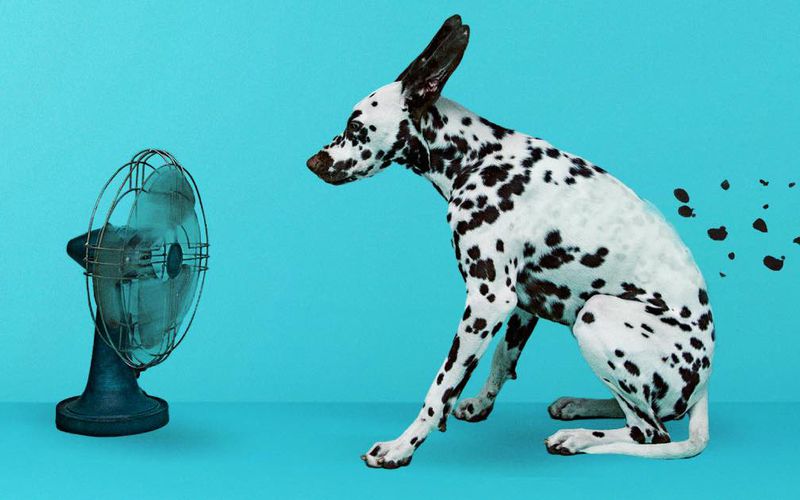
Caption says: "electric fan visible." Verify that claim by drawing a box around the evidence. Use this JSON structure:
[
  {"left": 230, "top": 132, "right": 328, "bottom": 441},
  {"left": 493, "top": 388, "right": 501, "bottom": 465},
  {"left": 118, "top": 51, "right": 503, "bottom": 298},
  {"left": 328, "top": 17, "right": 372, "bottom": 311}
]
[{"left": 56, "top": 149, "right": 209, "bottom": 436}]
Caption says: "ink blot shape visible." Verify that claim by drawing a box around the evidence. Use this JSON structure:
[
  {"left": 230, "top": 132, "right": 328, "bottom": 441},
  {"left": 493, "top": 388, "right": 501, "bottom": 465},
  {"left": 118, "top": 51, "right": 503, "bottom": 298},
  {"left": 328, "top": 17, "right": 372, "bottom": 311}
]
[
  {"left": 728, "top": 252, "right": 735, "bottom": 260},
  {"left": 707, "top": 226, "right": 728, "bottom": 241},
  {"left": 752, "top": 218, "right": 768, "bottom": 233},
  {"left": 678, "top": 205, "right": 695, "bottom": 218},
  {"left": 721, "top": 180, "right": 730, "bottom": 190},
  {"left": 673, "top": 188, "right": 690, "bottom": 203},
  {"left": 759, "top": 179, "right": 769, "bottom": 186},
  {"left": 763, "top": 255, "right": 785, "bottom": 271}
]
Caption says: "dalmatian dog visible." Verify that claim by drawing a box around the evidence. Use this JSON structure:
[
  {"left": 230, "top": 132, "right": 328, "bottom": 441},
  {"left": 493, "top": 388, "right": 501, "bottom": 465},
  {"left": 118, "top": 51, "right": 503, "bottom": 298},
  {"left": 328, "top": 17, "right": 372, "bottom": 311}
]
[{"left": 307, "top": 15, "right": 713, "bottom": 469}]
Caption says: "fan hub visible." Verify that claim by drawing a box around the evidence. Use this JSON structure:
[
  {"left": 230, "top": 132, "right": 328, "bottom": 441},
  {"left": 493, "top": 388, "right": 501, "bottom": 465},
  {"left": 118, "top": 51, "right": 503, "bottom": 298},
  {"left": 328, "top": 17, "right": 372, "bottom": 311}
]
[{"left": 166, "top": 242, "right": 183, "bottom": 279}]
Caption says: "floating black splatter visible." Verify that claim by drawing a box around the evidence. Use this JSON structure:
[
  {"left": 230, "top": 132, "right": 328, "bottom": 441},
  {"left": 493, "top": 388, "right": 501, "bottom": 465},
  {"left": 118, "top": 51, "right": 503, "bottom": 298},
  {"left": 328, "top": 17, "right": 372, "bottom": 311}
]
[
  {"left": 759, "top": 179, "right": 769, "bottom": 186},
  {"left": 678, "top": 205, "right": 695, "bottom": 218},
  {"left": 752, "top": 218, "right": 768, "bottom": 233},
  {"left": 790, "top": 182, "right": 796, "bottom": 188},
  {"left": 794, "top": 236, "right": 800, "bottom": 245},
  {"left": 673, "top": 188, "right": 690, "bottom": 203},
  {"left": 763, "top": 255, "right": 785, "bottom": 271},
  {"left": 763, "top": 204, "right": 769, "bottom": 209},
  {"left": 719, "top": 272, "right": 726, "bottom": 278},
  {"left": 721, "top": 179, "right": 730, "bottom": 190},
  {"left": 707, "top": 226, "right": 728, "bottom": 241},
  {"left": 728, "top": 252, "right": 735, "bottom": 260}
]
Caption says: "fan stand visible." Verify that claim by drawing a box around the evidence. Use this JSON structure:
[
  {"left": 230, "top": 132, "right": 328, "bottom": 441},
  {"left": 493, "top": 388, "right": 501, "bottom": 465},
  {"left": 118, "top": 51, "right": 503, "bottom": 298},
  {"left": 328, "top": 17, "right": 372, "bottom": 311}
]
[{"left": 56, "top": 319, "right": 169, "bottom": 437}]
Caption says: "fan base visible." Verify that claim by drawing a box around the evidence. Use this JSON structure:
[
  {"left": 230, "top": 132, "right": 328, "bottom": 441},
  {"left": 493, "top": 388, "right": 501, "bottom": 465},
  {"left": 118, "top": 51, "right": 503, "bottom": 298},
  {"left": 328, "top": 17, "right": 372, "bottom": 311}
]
[{"left": 56, "top": 395, "right": 169, "bottom": 437}]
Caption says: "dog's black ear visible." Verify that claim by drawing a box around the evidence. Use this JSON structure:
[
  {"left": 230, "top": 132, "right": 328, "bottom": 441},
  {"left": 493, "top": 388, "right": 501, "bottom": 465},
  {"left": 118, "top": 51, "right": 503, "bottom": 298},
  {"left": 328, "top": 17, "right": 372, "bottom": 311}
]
[
  {"left": 396, "top": 14, "right": 462, "bottom": 83},
  {"left": 399, "top": 16, "right": 469, "bottom": 126}
]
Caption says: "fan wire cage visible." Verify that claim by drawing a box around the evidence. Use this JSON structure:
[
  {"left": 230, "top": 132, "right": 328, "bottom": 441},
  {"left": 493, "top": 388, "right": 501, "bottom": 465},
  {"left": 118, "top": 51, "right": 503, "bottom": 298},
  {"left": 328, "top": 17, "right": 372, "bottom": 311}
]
[{"left": 82, "top": 149, "right": 209, "bottom": 370}]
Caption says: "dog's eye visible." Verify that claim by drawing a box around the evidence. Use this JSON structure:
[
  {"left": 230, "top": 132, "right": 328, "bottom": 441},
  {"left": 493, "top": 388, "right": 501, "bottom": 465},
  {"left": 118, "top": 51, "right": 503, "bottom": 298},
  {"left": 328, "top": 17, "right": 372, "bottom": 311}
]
[{"left": 348, "top": 121, "right": 363, "bottom": 132}]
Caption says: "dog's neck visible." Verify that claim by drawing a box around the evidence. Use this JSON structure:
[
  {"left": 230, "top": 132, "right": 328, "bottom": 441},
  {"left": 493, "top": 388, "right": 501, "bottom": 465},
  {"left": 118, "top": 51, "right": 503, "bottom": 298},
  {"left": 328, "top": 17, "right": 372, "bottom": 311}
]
[{"left": 401, "top": 97, "right": 519, "bottom": 201}]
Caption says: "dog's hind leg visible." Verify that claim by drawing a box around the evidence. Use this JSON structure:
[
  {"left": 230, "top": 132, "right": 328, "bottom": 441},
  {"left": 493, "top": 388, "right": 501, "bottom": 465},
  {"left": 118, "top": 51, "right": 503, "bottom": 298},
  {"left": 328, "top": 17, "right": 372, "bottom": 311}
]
[
  {"left": 545, "top": 294, "right": 712, "bottom": 458},
  {"left": 547, "top": 397, "right": 624, "bottom": 420},
  {"left": 453, "top": 308, "right": 538, "bottom": 422}
]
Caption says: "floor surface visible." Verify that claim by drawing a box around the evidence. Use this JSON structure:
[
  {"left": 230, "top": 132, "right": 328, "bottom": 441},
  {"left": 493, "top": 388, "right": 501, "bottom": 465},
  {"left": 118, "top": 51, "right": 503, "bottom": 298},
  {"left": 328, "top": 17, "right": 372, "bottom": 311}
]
[{"left": 0, "top": 402, "right": 793, "bottom": 499}]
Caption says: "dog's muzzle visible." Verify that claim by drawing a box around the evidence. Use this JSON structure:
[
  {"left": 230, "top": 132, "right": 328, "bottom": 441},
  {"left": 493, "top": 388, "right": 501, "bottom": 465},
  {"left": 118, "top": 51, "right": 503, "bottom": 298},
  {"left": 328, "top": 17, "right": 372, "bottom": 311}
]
[{"left": 307, "top": 151, "right": 333, "bottom": 175}]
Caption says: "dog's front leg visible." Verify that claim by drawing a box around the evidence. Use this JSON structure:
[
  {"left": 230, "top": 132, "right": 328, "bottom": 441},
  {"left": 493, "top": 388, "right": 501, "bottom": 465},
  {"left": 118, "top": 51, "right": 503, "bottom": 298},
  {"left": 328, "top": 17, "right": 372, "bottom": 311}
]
[{"left": 362, "top": 281, "right": 517, "bottom": 469}]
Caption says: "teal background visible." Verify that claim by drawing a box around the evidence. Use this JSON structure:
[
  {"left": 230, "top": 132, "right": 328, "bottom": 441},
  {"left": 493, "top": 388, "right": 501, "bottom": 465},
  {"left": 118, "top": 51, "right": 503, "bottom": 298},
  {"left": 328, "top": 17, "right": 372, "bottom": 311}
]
[{"left": 0, "top": 1, "right": 798, "bottom": 497}]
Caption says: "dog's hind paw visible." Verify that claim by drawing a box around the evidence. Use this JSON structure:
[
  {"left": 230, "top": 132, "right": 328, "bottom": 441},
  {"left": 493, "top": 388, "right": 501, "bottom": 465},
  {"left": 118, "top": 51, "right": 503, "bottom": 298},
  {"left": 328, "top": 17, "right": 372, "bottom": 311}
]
[
  {"left": 360, "top": 438, "right": 415, "bottom": 469},
  {"left": 545, "top": 429, "right": 590, "bottom": 456},
  {"left": 548, "top": 397, "right": 582, "bottom": 420},
  {"left": 453, "top": 395, "right": 495, "bottom": 423}
]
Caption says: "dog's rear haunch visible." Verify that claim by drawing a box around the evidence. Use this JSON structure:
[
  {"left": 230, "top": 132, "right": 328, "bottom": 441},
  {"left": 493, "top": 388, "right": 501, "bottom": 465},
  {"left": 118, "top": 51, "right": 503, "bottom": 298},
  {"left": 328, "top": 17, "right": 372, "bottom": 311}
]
[{"left": 308, "top": 14, "right": 713, "bottom": 469}]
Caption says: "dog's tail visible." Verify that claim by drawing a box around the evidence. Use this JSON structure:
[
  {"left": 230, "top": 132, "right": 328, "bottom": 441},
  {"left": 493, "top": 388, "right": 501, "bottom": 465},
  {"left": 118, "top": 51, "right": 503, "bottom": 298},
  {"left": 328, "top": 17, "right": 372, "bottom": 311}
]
[{"left": 582, "top": 390, "right": 709, "bottom": 459}]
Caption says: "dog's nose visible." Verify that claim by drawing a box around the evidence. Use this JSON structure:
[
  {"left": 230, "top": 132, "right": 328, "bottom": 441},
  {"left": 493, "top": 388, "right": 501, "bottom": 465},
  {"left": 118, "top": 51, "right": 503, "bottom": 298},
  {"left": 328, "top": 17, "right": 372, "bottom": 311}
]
[{"left": 307, "top": 151, "right": 333, "bottom": 174}]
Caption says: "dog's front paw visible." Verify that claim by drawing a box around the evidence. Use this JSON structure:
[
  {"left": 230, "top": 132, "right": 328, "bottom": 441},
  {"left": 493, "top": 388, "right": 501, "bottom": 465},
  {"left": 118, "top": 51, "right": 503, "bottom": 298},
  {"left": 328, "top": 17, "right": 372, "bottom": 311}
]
[
  {"left": 453, "top": 395, "right": 495, "bottom": 422},
  {"left": 360, "top": 438, "right": 416, "bottom": 469}
]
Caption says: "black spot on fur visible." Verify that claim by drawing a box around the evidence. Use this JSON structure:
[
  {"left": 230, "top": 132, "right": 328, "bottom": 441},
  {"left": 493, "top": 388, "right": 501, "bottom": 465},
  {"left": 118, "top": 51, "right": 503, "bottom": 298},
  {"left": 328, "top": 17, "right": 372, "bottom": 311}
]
[
  {"left": 480, "top": 164, "right": 510, "bottom": 187},
  {"left": 545, "top": 230, "right": 562, "bottom": 247},
  {"left": 580, "top": 247, "right": 609, "bottom": 268},
  {"left": 444, "top": 336, "right": 460, "bottom": 372},
  {"left": 469, "top": 258, "right": 497, "bottom": 282},
  {"left": 624, "top": 361, "right": 640, "bottom": 376},
  {"left": 479, "top": 117, "right": 514, "bottom": 140},
  {"left": 630, "top": 426, "right": 645, "bottom": 444},
  {"left": 619, "top": 282, "right": 646, "bottom": 300},
  {"left": 652, "top": 373, "right": 668, "bottom": 400}
]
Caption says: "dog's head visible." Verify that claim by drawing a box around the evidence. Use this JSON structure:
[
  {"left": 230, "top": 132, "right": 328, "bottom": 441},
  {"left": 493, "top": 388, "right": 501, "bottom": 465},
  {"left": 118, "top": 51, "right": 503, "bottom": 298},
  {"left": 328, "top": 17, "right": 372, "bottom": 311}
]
[{"left": 307, "top": 15, "right": 469, "bottom": 185}]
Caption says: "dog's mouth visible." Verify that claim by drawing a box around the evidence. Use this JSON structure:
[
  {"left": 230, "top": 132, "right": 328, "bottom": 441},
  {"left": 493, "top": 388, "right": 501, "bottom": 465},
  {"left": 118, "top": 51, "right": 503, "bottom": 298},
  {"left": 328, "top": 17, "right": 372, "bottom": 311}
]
[
  {"left": 327, "top": 177, "right": 355, "bottom": 186},
  {"left": 314, "top": 171, "right": 355, "bottom": 186}
]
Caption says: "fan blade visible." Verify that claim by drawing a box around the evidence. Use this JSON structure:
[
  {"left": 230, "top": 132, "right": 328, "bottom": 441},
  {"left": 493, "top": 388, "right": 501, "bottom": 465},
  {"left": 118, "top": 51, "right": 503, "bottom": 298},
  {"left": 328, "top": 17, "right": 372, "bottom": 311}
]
[
  {"left": 92, "top": 225, "right": 132, "bottom": 335},
  {"left": 128, "top": 165, "right": 196, "bottom": 235},
  {"left": 133, "top": 263, "right": 198, "bottom": 355}
]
